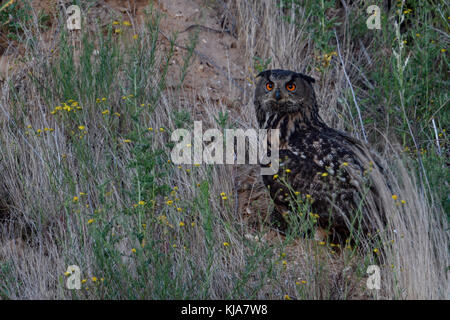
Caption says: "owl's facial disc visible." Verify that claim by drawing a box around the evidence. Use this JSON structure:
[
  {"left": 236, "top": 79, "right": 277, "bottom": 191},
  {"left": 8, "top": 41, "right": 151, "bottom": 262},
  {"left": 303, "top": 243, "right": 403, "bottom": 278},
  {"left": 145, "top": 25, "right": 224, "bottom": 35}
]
[{"left": 263, "top": 79, "right": 297, "bottom": 112}]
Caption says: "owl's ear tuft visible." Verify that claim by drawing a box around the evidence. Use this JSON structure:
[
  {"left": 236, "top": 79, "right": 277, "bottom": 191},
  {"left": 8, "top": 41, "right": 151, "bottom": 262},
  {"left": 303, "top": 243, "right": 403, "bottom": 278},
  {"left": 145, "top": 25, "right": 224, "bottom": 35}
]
[
  {"left": 256, "top": 70, "right": 271, "bottom": 79},
  {"left": 295, "top": 72, "right": 316, "bottom": 84}
]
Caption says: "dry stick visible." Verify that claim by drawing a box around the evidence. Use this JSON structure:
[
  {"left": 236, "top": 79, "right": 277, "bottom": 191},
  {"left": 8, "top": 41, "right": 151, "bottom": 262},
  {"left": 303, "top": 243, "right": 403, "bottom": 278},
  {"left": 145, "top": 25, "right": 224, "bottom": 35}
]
[
  {"left": 431, "top": 118, "right": 442, "bottom": 156},
  {"left": 334, "top": 29, "right": 368, "bottom": 143}
]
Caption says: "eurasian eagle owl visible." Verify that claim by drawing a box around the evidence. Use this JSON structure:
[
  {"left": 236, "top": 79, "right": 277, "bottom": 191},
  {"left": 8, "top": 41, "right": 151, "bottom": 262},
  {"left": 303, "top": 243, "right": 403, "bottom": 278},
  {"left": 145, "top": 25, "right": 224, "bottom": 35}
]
[{"left": 254, "top": 69, "right": 386, "bottom": 242}]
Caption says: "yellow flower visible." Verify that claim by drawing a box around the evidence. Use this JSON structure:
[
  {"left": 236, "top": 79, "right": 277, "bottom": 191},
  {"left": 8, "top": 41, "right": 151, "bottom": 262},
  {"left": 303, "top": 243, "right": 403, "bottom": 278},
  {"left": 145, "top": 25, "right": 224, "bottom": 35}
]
[
  {"left": 87, "top": 219, "right": 94, "bottom": 224},
  {"left": 223, "top": 242, "right": 230, "bottom": 247},
  {"left": 64, "top": 271, "right": 71, "bottom": 276},
  {"left": 78, "top": 125, "right": 86, "bottom": 130},
  {"left": 114, "top": 28, "right": 121, "bottom": 34},
  {"left": 179, "top": 222, "right": 185, "bottom": 227},
  {"left": 102, "top": 97, "right": 107, "bottom": 101},
  {"left": 133, "top": 34, "right": 138, "bottom": 40},
  {"left": 318, "top": 241, "right": 326, "bottom": 246},
  {"left": 400, "top": 200, "right": 406, "bottom": 204},
  {"left": 102, "top": 109, "right": 110, "bottom": 115},
  {"left": 73, "top": 196, "right": 79, "bottom": 202},
  {"left": 273, "top": 174, "right": 278, "bottom": 180},
  {"left": 222, "top": 196, "right": 228, "bottom": 200},
  {"left": 131, "top": 248, "right": 136, "bottom": 253},
  {"left": 123, "top": 21, "right": 131, "bottom": 27},
  {"left": 148, "top": 127, "right": 153, "bottom": 131},
  {"left": 114, "top": 112, "right": 121, "bottom": 117},
  {"left": 373, "top": 248, "right": 379, "bottom": 254},
  {"left": 112, "top": 21, "right": 120, "bottom": 25},
  {"left": 342, "top": 162, "right": 348, "bottom": 166},
  {"left": 92, "top": 277, "right": 97, "bottom": 282},
  {"left": 159, "top": 127, "right": 165, "bottom": 132},
  {"left": 285, "top": 169, "right": 291, "bottom": 173},
  {"left": 138, "top": 201, "right": 146, "bottom": 206},
  {"left": 177, "top": 207, "right": 183, "bottom": 212},
  {"left": 166, "top": 200, "right": 173, "bottom": 205},
  {"left": 1, "top": 0, "right": 15, "bottom": 11},
  {"left": 191, "top": 222, "right": 196, "bottom": 227},
  {"left": 123, "top": 139, "right": 132, "bottom": 143},
  {"left": 392, "top": 194, "right": 398, "bottom": 200},
  {"left": 284, "top": 294, "right": 291, "bottom": 300},
  {"left": 81, "top": 279, "right": 87, "bottom": 284},
  {"left": 441, "top": 49, "right": 447, "bottom": 53}
]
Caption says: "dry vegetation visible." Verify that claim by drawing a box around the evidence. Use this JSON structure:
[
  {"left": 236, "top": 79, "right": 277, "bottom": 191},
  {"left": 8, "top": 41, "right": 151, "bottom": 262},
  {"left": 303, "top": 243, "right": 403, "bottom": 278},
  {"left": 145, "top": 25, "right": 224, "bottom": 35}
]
[{"left": 0, "top": 0, "right": 448, "bottom": 299}]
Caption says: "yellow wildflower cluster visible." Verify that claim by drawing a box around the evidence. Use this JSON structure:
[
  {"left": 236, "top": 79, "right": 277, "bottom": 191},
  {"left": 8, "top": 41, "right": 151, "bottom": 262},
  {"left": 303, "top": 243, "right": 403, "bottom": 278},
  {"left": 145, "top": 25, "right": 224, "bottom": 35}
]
[
  {"left": 157, "top": 215, "right": 174, "bottom": 229},
  {"left": 309, "top": 212, "right": 320, "bottom": 219},
  {"left": 316, "top": 51, "right": 337, "bottom": 68},
  {"left": 392, "top": 194, "right": 407, "bottom": 206},
  {"left": 112, "top": 20, "right": 132, "bottom": 27},
  {"left": 133, "top": 200, "right": 146, "bottom": 208},
  {"left": 403, "top": 8, "right": 413, "bottom": 15},
  {"left": 50, "top": 99, "right": 82, "bottom": 115},
  {"left": 30, "top": 127, "right": 54, "bottom": 136}
]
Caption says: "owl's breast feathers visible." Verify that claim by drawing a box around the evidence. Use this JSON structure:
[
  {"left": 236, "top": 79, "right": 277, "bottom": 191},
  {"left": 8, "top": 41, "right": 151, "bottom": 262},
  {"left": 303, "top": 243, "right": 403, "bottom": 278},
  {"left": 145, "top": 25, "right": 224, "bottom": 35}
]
[{"left": 260, "top": 111, "right": 384, "bottom": 236}]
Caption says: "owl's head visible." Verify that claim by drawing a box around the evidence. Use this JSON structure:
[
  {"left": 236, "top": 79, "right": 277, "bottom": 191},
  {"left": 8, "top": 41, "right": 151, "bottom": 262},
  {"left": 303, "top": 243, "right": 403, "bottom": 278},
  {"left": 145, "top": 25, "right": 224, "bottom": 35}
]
[{"left": 254, "top": 69, "right": 317, "bottom": 116}]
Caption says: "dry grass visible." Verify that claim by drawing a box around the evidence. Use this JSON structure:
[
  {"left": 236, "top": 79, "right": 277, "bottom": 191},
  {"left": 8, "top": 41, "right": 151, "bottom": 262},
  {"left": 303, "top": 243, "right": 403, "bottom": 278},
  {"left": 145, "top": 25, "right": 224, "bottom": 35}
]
[{"left": 0, "top": 0, "right": 447, "bottom": 299}]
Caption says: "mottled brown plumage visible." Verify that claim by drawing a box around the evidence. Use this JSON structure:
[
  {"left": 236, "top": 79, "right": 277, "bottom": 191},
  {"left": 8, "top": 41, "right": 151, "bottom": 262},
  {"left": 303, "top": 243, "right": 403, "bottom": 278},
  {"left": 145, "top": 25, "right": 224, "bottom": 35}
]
[{"left": 255, "top": 69, "right": 385, "bottom": 242}]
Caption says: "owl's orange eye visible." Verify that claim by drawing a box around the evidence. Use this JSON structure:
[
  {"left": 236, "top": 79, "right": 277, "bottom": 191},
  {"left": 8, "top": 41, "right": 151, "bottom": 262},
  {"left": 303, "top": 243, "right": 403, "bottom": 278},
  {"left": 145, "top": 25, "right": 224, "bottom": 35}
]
[
  {"left": 266, "top": 82, "right": 274, "bottom": 91},
  {"left": 286, "top": 83, "right": 296, "bottom": 92}
]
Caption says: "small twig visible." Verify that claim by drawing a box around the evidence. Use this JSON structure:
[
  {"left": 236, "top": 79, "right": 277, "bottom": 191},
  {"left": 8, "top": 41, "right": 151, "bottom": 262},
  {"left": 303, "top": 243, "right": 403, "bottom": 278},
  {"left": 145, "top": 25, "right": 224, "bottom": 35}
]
[
  {"left": 431, "top": 118, "right": 442, "bottom": 156},
  {"left": 180, "top": 24, "right": 233, "bottom": 36}
]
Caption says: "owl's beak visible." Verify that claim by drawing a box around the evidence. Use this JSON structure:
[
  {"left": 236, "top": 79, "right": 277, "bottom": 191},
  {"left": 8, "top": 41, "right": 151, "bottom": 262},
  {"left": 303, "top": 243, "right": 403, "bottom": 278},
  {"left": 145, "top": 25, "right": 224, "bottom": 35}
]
[{"left": 275, "top": 89, "right": 282, "bottom": 101}]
